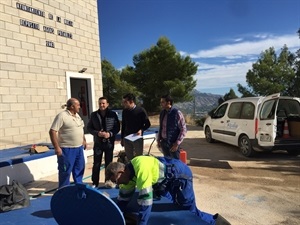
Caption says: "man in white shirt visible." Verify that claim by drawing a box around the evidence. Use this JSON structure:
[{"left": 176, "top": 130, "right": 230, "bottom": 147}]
[{"left": 49, "top": 98, "right": 86, "bottom": 188}]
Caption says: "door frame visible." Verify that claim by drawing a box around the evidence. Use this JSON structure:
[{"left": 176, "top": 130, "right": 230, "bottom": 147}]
[{"left": 66, "top": 71, "right": 96, "bottom": 112}]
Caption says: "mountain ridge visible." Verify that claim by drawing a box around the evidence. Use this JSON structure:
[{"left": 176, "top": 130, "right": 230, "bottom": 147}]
[{"left": 174, "top": 90, "right": 222, "bottom": 117}]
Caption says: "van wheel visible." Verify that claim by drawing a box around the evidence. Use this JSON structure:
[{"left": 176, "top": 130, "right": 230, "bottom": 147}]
[
  {"left": 239, "top": 135, "right": 254, "bottom": 157},
  {"left": 205, "top": 127, "right": 215, "bottom": 143}
]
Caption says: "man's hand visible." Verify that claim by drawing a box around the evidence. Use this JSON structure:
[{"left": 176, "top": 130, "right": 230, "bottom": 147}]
[
  {"left": 170, "top": 143, "right": 178, "bottom": 152},
  {"left": 99, "top": 130, "right": 110, "bottom": 139},
  {"left": 83, "top": 140, "right": 87, "bottom": 150},
  {"left": 55, "top": 147, "right": 63, "bottom": 156},
  {"left": 157, "top": 141, "right": 161, "bottom": 148}
]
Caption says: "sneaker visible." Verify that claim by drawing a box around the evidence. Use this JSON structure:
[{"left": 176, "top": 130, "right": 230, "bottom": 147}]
[
  {"left": 214, "top": 214, "right": 231, "bottom": 225},
  {"left": 91, "top": 184, "right": 98, "bottom": 188}
]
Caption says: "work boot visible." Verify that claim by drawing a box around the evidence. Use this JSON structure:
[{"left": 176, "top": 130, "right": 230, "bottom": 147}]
[{"left": 214, "top": 213, "right": 231, "bottom": 225}]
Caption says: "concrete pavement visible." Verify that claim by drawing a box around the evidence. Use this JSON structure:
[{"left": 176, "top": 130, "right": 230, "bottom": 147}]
[{"left": 24, "top": 125, "right": 300, "bottom": 225}]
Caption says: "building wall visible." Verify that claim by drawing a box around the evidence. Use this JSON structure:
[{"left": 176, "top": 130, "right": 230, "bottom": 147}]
[{"left": 0, "top": 0, "right": 102, "bottom": 149}]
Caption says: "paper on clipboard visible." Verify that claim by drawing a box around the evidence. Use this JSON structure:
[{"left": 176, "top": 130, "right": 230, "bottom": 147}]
[{"left": 124, "top": 134, "right": 143, "bottom": 142}]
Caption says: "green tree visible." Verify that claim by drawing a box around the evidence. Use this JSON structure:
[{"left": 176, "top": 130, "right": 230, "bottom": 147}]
[
  {"left": 102, "top": 59, "right": 138, "bottom": 108},
  {"left": 121, "top": 37, "right": 197, "bottom": 112},
  {"left": 238, "top": 45, "right": 299, "bottom": 97},
  {"left": 291, "top": 28, "right": 300, "bottom": 96},
  {"left": 218, "top": 88, "right": 239, "bottom": 105},
  {"left": 292, "top": 48, "right": 300, "bottom": 96}
]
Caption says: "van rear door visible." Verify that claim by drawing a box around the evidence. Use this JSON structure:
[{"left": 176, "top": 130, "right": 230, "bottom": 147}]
[{"left": 257, "top": 93, "right": 280, "bottom": 147}]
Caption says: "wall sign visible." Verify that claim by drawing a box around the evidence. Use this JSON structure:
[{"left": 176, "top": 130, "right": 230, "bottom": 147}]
[{"left": 16, "top": 2, "right": 74, "bottom": 48}]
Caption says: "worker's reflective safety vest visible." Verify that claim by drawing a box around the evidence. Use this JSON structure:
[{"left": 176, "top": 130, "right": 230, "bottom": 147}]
[
  {"left": 119, "top": 156, "right": 164, "bottom": 206},
  {"left": 119, "top": 156, "right": 194, "bottom": 206}
]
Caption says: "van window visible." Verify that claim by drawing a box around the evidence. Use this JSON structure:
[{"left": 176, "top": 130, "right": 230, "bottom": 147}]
[
  {"left": 227, "top": 102, "right": 255, "bottom": 119},
  {"left": 241, "top": 102, "right": 255, "bottom": 119},
  {"left": 278, "top": 99, "right": 300, "bottom": 118},
  {"left": 260, "top": 99, "right": 278, "bottom": 120},
  {"left": 228, "top": 102, "right": 242, "bottom": 118},
  {"left": 213, "top": 103, "right": 228, "bottom": 118}
]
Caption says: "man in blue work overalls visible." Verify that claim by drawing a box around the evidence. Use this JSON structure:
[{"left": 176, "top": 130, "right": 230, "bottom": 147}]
[{"left": 106, "top": 155, "right": 231, "bottom": 225}]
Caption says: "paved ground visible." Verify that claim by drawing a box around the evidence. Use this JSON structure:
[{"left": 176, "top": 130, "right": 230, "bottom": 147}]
[
  {"left": 24, "top": 125, "right": 300, "bottom": 225},
  {"left": 181, "top": 125, "right": 300, "bottom": 225}
]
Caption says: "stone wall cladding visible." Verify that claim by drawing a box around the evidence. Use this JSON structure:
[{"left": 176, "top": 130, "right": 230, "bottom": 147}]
[{"left": 0, "top": 0, "right": 102, "bottom": 149}]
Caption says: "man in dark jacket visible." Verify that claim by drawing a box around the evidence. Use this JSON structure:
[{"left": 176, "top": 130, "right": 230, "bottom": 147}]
[
  {"left": 121, "top": 93, "right": 151, "bottom": 160},
  {"left": 87, "top": 97, "right": 120, "bottom": 187}
]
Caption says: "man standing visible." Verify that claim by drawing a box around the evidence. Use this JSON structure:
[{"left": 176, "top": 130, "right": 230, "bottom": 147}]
[
  {"left": 87, "top": 97, "right": 120, "bottom": 187},
  {"left": 157, "top": 94, "right": 187, "bottom": 159},
  {"left": 105, "top": 156, "right": 231, "bottom": 225},
  {"left": 49, "top": 98, "right": 86, "bottom": 188},
  {"left": 121, "top": 93, "right": 151, "bottom": 160}
]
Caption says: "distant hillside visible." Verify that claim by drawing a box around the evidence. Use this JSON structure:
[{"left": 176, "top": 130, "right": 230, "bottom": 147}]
[{"left": 174, "top": 90, "right": 222, "bottom": 117}]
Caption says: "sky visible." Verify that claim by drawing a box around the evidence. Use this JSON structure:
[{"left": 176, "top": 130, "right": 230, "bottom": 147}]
[{"left": 97, "top": 0, "right": 300, "bottom": 96}]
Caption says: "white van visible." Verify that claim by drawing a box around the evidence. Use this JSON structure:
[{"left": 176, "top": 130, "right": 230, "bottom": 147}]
[{"left": 203, "top": 93, "right": 300, "bottom": 157}]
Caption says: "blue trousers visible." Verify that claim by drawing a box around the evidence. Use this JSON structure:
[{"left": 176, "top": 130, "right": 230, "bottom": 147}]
[
  {"left": 57, "top": 146, "right": 85, "bottom": 188},
  {"left": 157, "top": 157, "right": 216, "bottom": 225}
]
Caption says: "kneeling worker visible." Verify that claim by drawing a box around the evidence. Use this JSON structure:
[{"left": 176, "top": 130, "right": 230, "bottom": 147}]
[{"left": 106, "top": 155, "right": 231, "bottom": 225}]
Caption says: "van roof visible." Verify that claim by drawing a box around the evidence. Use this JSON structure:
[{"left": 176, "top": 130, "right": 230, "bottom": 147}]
[
  {"left": 224, "top": 96, "right": 262, "bottom": 103},
  {"left": 223, "top": 95, "right": 300, "bottom": 104}
]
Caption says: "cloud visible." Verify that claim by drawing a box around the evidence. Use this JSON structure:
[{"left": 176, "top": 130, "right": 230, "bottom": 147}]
[
  {"left": 253, "top": 33, "right": 270, "bottom": 39},
  {"left": 195, "top": 61, "right": 253, "bottom": 91},
  {"left": 233, "top": 38, "right": 243, "bottom": 42},
  {"left": 189, "top": 34, "right": 299, "bottom": 59},
  {"left": 185, "top": 33, "right": 299, "bottom": 94}
]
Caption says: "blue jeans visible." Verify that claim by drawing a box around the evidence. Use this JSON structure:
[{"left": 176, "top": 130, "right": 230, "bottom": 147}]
[{"left": 57, "top": 146, "right": 85, "bottom": 188}]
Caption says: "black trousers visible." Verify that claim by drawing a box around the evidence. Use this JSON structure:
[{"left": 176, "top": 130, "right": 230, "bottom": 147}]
[{"left": 92, "top": 141, "right": 114, "bottom": 186}]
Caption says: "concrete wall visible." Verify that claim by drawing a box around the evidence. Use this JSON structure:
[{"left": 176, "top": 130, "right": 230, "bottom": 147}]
[{"left": 0, "top": 0, "right": 102, "bottom": 149}]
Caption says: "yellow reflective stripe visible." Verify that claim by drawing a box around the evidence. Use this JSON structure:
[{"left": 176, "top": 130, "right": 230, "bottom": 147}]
[
  {"left": 139, "top": 186, "right": 152, "bottom": 195},
  {"left": 158, "top": 161, "right": 165, "bottom": 183},
  {"left": 137, "top": 197, "right": 153, "bottom": 206},
  {"left": 119, "top": 185, "right": 135, "bottom": 201},
  {"left": 137, "top": 186, "right": 153, "bottom": 206}
]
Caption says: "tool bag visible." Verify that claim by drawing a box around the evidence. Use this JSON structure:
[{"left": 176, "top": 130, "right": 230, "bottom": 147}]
[{"left": 0, "top": 180, "right": 30, "bottom": 212}]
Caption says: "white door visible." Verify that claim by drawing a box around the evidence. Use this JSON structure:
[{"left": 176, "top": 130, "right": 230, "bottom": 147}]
[
  {"left": 209, "top": 103, "right": 229, "bottom": 141},
  {"left": 257, "top": 93, "right": 280, "bottom": 147},
  {"left": 223, "top": 101, "right": 256, "bottom": 146}
]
